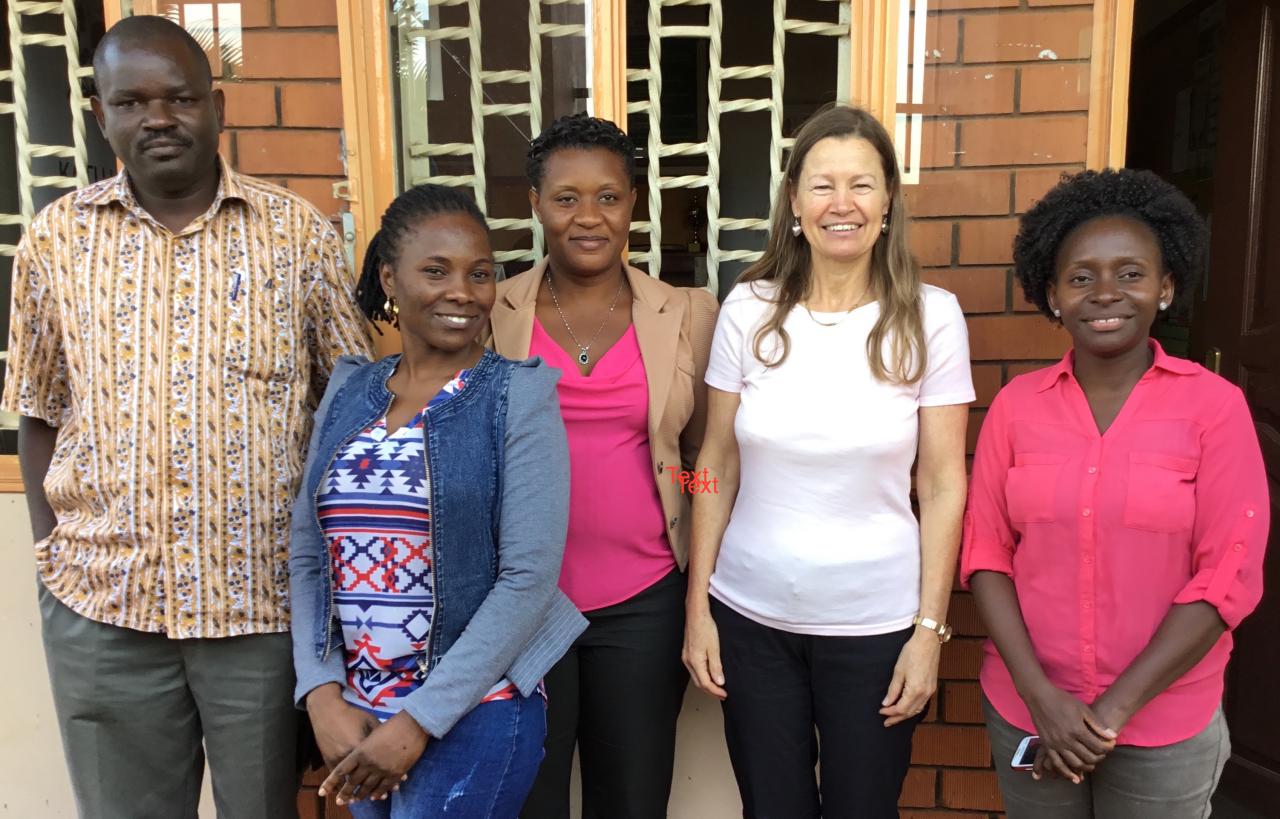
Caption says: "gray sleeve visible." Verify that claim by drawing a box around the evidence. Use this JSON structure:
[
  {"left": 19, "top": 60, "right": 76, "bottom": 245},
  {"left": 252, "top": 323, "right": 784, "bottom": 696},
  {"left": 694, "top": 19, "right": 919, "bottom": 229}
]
[
  {"left": 289, "top": 356, "right": 366, "bottom": 707},
  {"left": 401, "top": 361, "right": 571, "bottom": 738}
]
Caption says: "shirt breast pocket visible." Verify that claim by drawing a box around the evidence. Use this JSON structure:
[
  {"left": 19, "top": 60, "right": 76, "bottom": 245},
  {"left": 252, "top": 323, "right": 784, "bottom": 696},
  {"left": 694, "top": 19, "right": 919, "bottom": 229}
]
[
  {"left": 1123, "top": 452, "right": 1198, "bottom": 533},
  {"left": 223, "top": 270, "right": 299, "bottom": 383},
  {"left": 1005, "top": 452, "right": 1067, "bottom": 524}
]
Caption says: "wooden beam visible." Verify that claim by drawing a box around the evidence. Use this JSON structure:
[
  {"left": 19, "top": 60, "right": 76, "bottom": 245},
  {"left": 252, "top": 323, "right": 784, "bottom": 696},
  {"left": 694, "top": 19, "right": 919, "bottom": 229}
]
[
  {"left": 850, "top": 0, "right": 901, "bottom": 127},
  {"left": 102, "top": 0, "right": 126, "bottom": 29},
  {"left": 335, "top": 0, "right": 401, "bottom": 355},
  {"left": 0, "top": 456, "right": 22, "bottom": 494},
  {"left": 592, "top": 0, "right": 628, "bottom": 129},
  {"left": 1087, "top": 0, "right": 1135, "bottom": 168}
]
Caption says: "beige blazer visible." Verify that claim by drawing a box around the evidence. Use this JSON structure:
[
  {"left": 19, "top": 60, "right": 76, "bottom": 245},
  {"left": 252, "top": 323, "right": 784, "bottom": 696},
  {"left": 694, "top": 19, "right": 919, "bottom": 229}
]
[{"left": 489, "top": 257, "right": 719, "bottom": 568}]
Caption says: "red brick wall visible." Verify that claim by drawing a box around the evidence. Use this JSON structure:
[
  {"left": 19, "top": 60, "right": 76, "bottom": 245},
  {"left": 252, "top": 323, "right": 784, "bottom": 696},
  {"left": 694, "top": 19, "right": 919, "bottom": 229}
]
[
  {"left": 901, "top": 0, "right": 1092, "bottom": 814},
  {"left": 217, "top": 0, "right": 346, "bottom": 219}
]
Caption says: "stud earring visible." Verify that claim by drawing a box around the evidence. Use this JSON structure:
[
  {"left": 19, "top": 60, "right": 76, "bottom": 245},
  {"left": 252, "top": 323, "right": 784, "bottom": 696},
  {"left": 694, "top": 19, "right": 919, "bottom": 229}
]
[
  {"left": 1053, "top": 308, "right": 1061, "bottom": 318},
  {"left": 791, "top": 216, "right": 802, "bottom": 237},
  {"left": 881, "top": 214, "right": 890, "bottom": 234},
  {"left": 1159, "top": 301, "right": 1169, "bottom": 311}
]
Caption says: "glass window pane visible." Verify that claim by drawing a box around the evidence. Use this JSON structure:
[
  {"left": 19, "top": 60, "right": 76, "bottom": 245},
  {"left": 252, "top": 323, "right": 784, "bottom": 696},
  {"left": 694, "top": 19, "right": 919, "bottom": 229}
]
[
  {"left": 388, "top": 0, "right": 590, "bottom": 272},
  {"left": 624, "top": 0, "right": 851, "bottom": 294}
]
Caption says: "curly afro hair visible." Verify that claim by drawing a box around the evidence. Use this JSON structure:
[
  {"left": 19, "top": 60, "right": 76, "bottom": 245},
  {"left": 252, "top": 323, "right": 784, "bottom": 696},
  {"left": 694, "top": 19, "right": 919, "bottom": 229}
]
[
  {"left": 526, "top": 112, "right": 635, "bottom": 190},
  {"left": 1013, "top": 168, "right": 1208, "bottom": 319}
]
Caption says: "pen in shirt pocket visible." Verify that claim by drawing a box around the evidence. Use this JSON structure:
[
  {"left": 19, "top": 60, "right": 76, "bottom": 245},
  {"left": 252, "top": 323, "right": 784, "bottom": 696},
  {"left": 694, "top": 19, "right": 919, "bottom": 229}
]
[{"left": 229, "top": 272, "right": 242, "bottom": 302}]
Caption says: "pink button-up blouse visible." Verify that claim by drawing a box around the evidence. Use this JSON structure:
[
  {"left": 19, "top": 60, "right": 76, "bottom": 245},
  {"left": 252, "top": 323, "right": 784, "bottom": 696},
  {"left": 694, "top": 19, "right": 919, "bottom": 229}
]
[{"left": 961, "top": 340, "right": 1268, "bottom": 747}]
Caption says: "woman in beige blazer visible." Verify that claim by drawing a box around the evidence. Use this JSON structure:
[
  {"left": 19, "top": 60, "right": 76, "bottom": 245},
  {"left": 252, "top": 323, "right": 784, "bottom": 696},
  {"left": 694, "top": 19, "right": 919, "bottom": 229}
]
[{"left": 490, "top": 114, "right": 716, "bottom": 819}]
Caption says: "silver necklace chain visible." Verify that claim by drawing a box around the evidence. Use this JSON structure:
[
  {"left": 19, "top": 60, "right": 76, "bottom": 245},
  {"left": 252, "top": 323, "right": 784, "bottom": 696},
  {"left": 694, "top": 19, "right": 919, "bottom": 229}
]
[
  {"left": 545, "top": 269, "right": 625, "bottom": 366},
  {"left": 805, "top": 280, "right": 873, "bottom": 327}
]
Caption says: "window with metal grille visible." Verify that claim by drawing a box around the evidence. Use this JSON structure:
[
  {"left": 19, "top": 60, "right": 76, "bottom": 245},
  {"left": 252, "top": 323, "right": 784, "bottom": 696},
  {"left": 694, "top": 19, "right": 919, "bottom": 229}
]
[{"left": 0, "top": 0, "right": 112, "bottom": 456}]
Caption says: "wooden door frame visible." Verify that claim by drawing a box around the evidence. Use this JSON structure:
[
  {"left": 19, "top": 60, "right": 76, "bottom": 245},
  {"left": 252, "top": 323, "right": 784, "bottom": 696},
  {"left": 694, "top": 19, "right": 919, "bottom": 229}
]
[
  {"left": 335, "top": 0, "right": 397, "bottom": 298},
  {"left": 851, "top": 0, "right": 901, "bottom": 127},
  {"left": 1088, "top": 0, "right": 1136, "bottom": 167}
]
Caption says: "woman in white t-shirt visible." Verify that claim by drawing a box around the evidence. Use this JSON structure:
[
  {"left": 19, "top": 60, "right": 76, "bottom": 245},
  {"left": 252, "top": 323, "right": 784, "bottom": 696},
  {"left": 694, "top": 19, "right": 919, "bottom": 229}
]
[{"left": 683, "top": 104, "right": 974, "bottom": 818}]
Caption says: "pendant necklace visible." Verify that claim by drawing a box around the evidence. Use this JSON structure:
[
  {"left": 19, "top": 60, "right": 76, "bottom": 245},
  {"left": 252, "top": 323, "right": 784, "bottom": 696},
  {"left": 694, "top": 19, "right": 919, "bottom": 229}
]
[{"left": 545, "top": 269, "right": 625, "bottom": 366}]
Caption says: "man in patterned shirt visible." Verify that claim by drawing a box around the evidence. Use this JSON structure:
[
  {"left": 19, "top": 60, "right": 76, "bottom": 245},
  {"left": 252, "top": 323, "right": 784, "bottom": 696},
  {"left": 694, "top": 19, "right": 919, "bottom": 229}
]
[{"left": 3, "top": 16, "right": 373, "bottom": 818}]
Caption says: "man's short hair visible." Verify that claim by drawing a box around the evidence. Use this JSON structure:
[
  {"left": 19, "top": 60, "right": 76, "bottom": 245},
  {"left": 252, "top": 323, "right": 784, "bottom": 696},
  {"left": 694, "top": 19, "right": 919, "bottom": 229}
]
[{"left": 92, "top": 15, "right": 213, "bottom": 90}]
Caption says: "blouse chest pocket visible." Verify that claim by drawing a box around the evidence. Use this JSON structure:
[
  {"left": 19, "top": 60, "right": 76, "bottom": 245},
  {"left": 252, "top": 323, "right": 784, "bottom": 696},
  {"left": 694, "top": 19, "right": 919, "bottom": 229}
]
[
  {"left": 1005, "top": 452, "right": 1067, "bottom": 524},
  {"left": 1123, "top": 452, "right": 1198, "bottom": 533}
]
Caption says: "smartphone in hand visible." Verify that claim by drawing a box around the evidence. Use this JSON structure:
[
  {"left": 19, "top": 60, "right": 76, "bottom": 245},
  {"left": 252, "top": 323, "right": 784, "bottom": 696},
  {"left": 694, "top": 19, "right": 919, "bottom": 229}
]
[{"left": 1011, "top": 735, "right": 1040, "bottom": 770}]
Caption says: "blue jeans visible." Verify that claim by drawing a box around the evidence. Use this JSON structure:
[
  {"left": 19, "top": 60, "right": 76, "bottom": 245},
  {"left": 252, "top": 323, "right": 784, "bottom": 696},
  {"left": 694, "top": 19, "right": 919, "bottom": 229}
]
[{"left": 348, "top": 694, "right": 546, "bottom": 819}]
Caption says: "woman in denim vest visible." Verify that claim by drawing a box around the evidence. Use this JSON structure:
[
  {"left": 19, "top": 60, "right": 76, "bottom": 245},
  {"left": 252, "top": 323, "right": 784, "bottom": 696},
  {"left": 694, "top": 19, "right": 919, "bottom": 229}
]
[{"left": 289, "top": 184, "right": 587, "bottom": 818}]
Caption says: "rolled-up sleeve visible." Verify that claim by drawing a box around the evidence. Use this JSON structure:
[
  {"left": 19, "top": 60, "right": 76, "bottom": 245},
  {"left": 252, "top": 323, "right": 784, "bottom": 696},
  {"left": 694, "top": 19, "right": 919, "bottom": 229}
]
[
  {"left": 960, "top": 391, "right": 1017, "bottom": 586},
  {"left": 1172, "top": 388, "right": 1269, "bottom": 629}
]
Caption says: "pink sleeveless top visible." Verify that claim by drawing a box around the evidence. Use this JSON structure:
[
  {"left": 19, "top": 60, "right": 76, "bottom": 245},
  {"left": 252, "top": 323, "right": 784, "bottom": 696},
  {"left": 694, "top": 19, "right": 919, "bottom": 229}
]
[{"left": 530, "top": 320, "right": 676, "bottom": 611}]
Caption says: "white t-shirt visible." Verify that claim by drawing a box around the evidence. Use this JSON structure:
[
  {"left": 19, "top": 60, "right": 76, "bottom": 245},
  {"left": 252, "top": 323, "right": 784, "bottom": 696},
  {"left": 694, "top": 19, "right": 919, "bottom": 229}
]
[{"left": 705, "top": 281, "right": 975, "bottom": 636}]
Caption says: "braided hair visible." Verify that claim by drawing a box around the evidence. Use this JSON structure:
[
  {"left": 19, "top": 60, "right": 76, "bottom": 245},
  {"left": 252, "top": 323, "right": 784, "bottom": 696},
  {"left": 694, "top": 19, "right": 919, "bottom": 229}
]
[
  {"left": 526, "top": 112, "right": 635, "bottom": 190},
  {"left": 356, "top": 184, "right": 489, "bottom": 328}
]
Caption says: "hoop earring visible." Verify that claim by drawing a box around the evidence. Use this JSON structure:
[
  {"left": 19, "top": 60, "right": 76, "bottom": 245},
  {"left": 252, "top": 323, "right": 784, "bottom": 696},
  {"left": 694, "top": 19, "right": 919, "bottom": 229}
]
[
  {"left": 383, "top": 297, "right": 400, "bottom": 325},
  {"left": 791, "top": 216, "right": 802, "bottom": 237}
]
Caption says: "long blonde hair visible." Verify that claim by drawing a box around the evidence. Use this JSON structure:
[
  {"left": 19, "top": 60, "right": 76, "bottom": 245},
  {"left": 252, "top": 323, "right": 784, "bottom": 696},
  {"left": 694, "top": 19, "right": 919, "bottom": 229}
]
[{"left": 740, "top": 104, "right": 926, "bottom": 384}]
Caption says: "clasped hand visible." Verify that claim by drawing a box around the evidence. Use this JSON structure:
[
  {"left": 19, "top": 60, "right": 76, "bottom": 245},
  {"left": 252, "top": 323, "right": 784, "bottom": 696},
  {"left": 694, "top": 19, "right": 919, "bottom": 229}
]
[
  {"left": 308, "top": 685, "right": 429, "bottom": 805},
  {"left": 1025, "top": 683, "right": 1119, "bottom": 783}
]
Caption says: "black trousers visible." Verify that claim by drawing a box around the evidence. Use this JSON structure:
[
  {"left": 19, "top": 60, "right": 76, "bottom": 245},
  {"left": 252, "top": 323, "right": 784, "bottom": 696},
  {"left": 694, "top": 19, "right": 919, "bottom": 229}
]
[
  {"left": 521, "top": 568, "right": 689, "bottom": 819},
  {"left": 712, "top": 598, "right": 923, "bottom": 819}
]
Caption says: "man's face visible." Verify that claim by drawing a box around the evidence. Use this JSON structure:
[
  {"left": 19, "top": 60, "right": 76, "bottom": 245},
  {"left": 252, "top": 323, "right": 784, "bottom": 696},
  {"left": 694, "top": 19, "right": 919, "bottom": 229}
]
[{"left": 91, "top": 42, "right": 224, "bottom": 192}]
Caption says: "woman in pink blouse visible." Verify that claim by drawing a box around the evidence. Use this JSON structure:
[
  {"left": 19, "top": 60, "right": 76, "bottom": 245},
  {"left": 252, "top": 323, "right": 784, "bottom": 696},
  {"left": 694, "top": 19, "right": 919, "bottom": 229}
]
[{"left": 962, "top": 169, "right": 1268, "bottom": 818}]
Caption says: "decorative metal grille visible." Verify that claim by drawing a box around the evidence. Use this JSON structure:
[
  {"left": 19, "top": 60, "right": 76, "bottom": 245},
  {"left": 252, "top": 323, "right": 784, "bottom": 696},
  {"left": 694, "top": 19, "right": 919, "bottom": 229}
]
[
  {"left": 1, "top": 0, "right": 92, "bottom": 256},
  {"left": 394, "top": 0, "right": 589, "bottom": 264},
  {"left": 627, "top": 0, "right": 852, "bottom": 294}
]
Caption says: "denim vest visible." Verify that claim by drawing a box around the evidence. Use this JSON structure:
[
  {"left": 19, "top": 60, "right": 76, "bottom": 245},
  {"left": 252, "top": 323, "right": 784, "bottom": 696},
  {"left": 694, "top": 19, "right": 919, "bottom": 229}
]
[{"left": 290, "top": 350, "right": 585, "bottom": 735}]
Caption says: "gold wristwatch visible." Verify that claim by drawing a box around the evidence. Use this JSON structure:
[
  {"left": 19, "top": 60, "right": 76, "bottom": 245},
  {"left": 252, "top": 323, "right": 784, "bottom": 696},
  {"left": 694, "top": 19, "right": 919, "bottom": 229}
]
[{"left": 913, "top": 615, "right": 953, "bottom": 644}]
